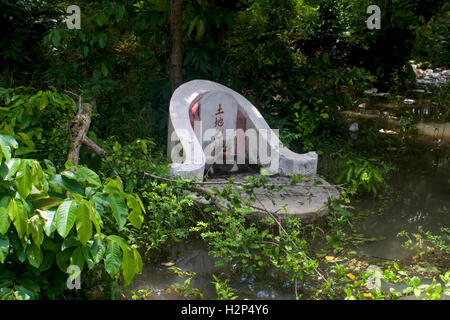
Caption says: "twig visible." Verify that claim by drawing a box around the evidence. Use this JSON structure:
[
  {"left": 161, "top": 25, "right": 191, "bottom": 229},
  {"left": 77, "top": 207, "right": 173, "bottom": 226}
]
[
  {"left": 64, "top": 90, "right": 82, "bottom": 112},
  {"left": 143, "top": 172, "right": 228, "bottom": 214},
  {"left": 252, "top": 192, "right": 329, "bottom": 283}
]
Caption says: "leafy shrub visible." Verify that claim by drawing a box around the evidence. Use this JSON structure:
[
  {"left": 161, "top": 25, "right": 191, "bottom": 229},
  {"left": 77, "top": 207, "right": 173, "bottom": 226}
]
[
  {"left": 0, "top": 87, "right": 76, "bottom": 168},
  {"left": 337, "top": 156, "right": 390, "bottom": 197},
  {"left": 131, "top": 181, "right": 197, "bottom": 258},
  {"left": 98, "top": 138, "right": 198, "bottom": 258},
  {"left": 0, "top": 135, "right": 144, "bottom": 299}
]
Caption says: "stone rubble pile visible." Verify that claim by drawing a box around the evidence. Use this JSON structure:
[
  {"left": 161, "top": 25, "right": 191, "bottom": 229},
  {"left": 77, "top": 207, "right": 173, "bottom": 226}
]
[{"left": 411, "top": 64, "right": 450, "bottom": 87}]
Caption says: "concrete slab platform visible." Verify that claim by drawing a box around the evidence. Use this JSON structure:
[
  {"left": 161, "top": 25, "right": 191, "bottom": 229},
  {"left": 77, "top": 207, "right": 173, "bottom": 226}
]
[{"left": 196, "top": 174, "right": 339, "bottom": 221}]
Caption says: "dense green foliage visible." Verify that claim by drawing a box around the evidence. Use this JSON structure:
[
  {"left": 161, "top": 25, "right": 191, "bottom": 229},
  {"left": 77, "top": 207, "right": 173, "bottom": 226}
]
[
  {"left": 0, "top": 89, "right": 144, "bottom": 299},
  {"left": 0, "top": 135, "right": 144, "bottom": 299}
]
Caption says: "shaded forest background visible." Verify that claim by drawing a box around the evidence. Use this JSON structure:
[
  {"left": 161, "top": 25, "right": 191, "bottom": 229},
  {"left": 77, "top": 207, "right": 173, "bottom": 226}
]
[{"left": 1, "top": 0, "right": 448, "bottom": 156}]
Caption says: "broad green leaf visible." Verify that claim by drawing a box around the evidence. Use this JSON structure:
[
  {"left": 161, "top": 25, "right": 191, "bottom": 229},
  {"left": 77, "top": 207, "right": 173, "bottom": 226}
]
[
  {"left": 101, "top": 63, "right": 108, "bottom": 76},
  {"left": 26, "top": 243, "right": 43, "bottom": 268},
  {"left": 83, "top": 246, "right": 95, "bottom": 270},
  {"left": 43, "top": 210, "right": 56, "bottom": 237},
  {"left": 5, "top": 159, "right": 21, "bottom": 180},
  {"left": 82, "top": 45, "right": 89, "bottom": 57},
  {"left": 104, "top": 241, "right": 121, "bottom": 277},
  {"left": 14, "top": 285, "right": 35, "bottom": 300},
  {"left": 50, "top": 175, "right": 85, "bottom": 195},
  {"left": 43, "top": 159, "right": 56, "bottom": 174},
  {"left": 0, "top": 197, "right": 10, "bottom": 235},
  {"left": 30, "top": 161, "right": 44, "bottom": 190},
  {"left": 65, "top": 161, "right": 76, "bottom": 169},
  {"left": 115, "top": 5, "right": 125, "bottom": 22},
  {"left": 96, "top": 13, "right": 105, "bottom": 26},
  {"left": 16, "top": 132, "right": 34, "bottom": 150},
  {"left": 0, "top": 135, "right": 17, "bottom": 149},
  {"left": 98, "top": 33, "right": 107, "bottom": 49},
  {"left": 133, "top": 247, "right": 143, "bottom": 274},
  {"left": 128, "top": 208, "right": 143, "bottom": 229},
  {"left": 76, "top": 202, "right": 92, "bottom": 245},
  {"left": 76, "top": 166, "right": 101, "bottom": 187},
  {"left": 40, "top": 92, "right": 48, "bottom": 110},
  {"left": 40, "top": 252, "right": 55, "bottom": 272},
  {"left": 108, "top": 192, "right": 128, "bottom": 229},
  {"left": 127, "top": 196, "right": 142, "bottom": 229},
  {"left": 28, "top": 215, "right": 44, "bottom": 248},
  {"left": 196, "top": 18, "right": 205, "bottom": 41},
  {"left": 104, "top": 177, "right": 123, "bottom": 193},
  {"left": 52, "top": 29, "right": 61, "bottom": 47},
  {"left": 121, "top": 247, "right": 135, "bottom": 286},
  {"left": 70, "top": 246, "right": 85, "bottom": 271},
  {"left": 90, "top": 236, "right": 106, "bottom": 264},
  {"left": 32, "top": 197, "right": 63, "bottom": 210},
  {"left": 16, "top": 160, "right": 32, "bottom": 199},
  {"left": 135, "top": 194, "right": 145, "bottom": 213},
  {"left": 55, "top": 200, "right": 78, "bottom": 238},
  {"left": 188, "top": 16, "right": 199, "bottom": 37},
  {"left": 61, "top": 236, "right": 81, "bottom": 251},
  {"left": 8, "top": 198, "right": 28, "bottom": 238},
  {"left": 107, "top": 235, "right": 129, "bottom": 250},
  {"left": 91, "top": 206, "right": 102, "bottom": 235},
  {"left": 62, "top": 170, "right": 84, "bottom": 182},
  {"left": 0, "top": 135, "right": 18, "bottom": 162},
  {"left": 122, "top": 247, "right": 142, "bottom": 286},
  {"left": 0, "top": 234, "right": 9, "bottom": 263}
]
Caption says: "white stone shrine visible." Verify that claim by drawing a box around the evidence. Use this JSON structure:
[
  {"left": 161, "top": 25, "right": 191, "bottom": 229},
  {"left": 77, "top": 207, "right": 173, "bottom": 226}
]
[
  {"left": 167, "top": 80, "right": 338, "bottom": 219},
  {"left": 167, "top": 80, "right": 318, "bottom": 181}
]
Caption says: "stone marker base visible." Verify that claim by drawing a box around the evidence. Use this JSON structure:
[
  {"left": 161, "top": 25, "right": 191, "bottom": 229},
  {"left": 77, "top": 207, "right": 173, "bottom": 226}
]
[{"left": 193, "top": 174, "right": 339, "bottom": 221}]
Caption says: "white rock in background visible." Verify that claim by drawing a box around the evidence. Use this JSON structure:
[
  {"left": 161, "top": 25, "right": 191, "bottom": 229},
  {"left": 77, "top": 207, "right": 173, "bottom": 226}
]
[
  {"left": 364, "top": 88, "right": 378, "bottom": 94},
  {"left": 349, "top": 122, "right": 359, "bottom": 132},
  {"left": 379, "top": 129, "right": 399, "bottom": 135},
  {"left": 417, "top": 79, "right": 432, "bottom": 85},
  {"left": 358, "top": 103, "right": 366, "bottom": 109},
  {"left": 431, "top": 72, "right": 441, "bottom": 79},
  {"left": 404, "top": 99, "right": 415, "bottom": 105}
]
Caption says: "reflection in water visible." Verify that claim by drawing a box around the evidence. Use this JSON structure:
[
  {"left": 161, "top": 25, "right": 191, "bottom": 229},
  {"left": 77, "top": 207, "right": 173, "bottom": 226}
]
[
  {"left": 127, "top": 239, "right": 297, "bottom": 299},
  {"left": 355, "top": 151, "right": 450, "bottom": 259}
]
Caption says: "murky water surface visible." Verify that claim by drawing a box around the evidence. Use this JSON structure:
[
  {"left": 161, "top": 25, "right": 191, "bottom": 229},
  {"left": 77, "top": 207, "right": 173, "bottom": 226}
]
[
  {"left": 129, "top": 145, "right": 449, "bottom": 299},
  {"left": 354, "top": 149, "right": 449, "bottom": 260}
]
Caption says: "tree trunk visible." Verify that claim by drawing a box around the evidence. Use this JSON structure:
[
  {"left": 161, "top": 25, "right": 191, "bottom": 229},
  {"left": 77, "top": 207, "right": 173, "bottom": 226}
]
[
  {"left": 67, "top": 99, "right": 107, "bottom": 165},
  {"left": 169, "top": 0, "right": 183, "bottom": 93}
]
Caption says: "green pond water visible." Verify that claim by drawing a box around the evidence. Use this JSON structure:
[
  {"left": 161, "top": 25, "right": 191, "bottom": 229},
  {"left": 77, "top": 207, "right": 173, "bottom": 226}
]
[
  {"left": 128, "top": 140, "right": 449, "bottom": 300},
  {"left": 354, "top": 148, "right": 449, "bottom": 260}
]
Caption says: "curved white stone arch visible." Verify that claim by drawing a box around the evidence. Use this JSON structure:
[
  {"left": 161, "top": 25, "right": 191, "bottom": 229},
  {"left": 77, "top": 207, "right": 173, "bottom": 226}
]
[{"left": 168, "top": 80, "right": 318, "bottom": 181}]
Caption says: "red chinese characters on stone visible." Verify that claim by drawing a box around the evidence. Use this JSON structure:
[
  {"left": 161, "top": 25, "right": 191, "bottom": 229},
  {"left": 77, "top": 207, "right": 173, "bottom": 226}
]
[
  {"left": 215, "top": 117, "right": 224, "bottom": 127},
  {"left": 214, "top": 104, "right": 224, "bottom": 127},
  {"left": 215, "top": 104, "right": 224, "bottom": 116}
]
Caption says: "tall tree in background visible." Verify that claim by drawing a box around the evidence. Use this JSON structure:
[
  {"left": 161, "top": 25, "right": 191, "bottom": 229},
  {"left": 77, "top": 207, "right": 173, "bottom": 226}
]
[{"left": 169, "top": 0, "right": 183, "bottom": 93}]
